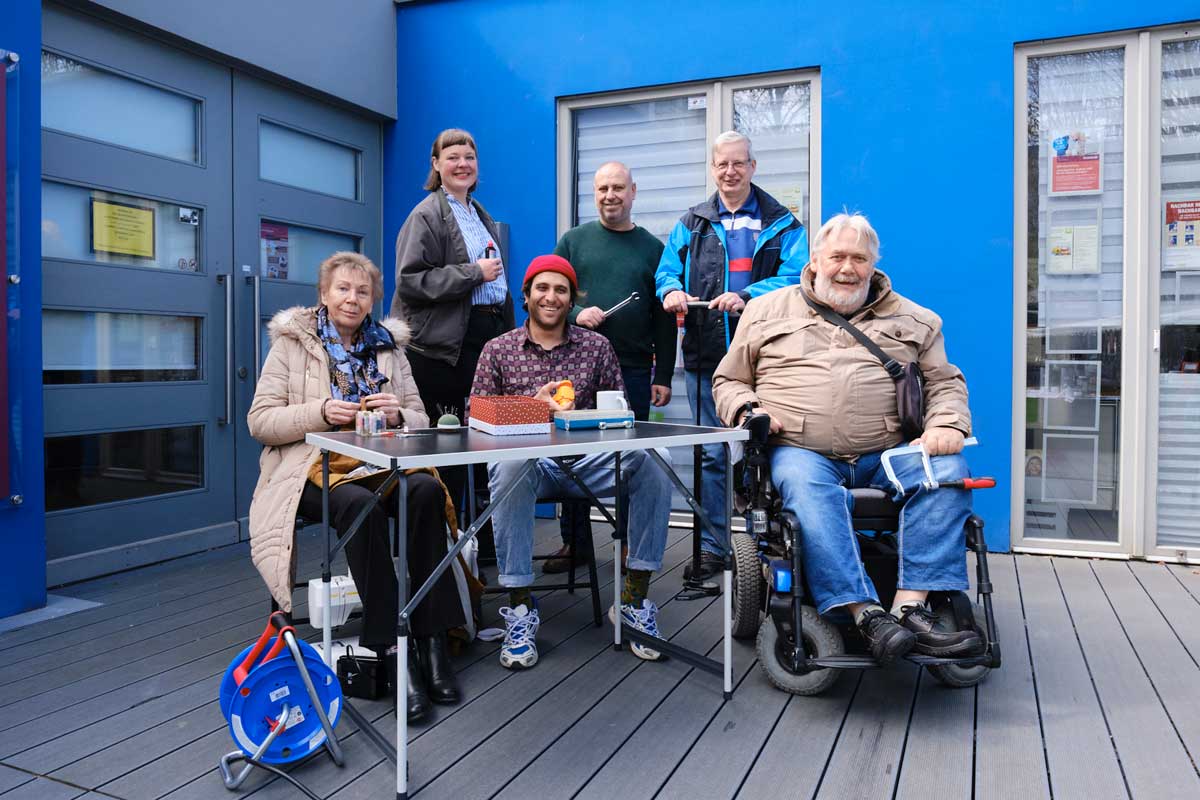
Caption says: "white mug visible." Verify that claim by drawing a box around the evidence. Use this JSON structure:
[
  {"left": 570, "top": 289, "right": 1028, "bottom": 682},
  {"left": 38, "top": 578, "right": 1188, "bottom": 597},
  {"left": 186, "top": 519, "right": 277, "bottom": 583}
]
[{"left": 596, "top": 390, "right": 629, "bottom": 411}]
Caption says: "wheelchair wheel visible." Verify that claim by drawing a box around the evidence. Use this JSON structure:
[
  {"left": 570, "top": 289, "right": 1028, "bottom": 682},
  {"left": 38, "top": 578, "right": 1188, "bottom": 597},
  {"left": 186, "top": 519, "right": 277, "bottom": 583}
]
[
  {"left": 925, "top": 601, "right": 991, "bottom": 689},
  {"left": 731, "top": 533, "right": 764, "bottom": 639},
  {"left": 756, "top": 605, "right": 844, "bottom": 696}
]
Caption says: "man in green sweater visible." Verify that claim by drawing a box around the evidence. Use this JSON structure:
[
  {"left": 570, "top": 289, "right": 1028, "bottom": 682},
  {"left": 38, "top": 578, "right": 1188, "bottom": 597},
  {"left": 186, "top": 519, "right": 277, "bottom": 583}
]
[{"left": 543, "top": 161, "right": 679, "bottom": 572}]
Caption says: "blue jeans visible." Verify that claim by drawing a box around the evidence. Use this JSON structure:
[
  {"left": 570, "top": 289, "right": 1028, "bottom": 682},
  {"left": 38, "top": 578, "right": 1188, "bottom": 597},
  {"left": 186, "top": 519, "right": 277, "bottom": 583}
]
[
  {"left": 558, "top": 364, "right": 652, "bottom": 547},
  {"left": 684, "top": 368, "right": 727, "bottom": 556},
  {"left": 490, "top": 448, "right": 673, "bottom": 587},
  {"left": 770, "top": 446, "right": 971, "bottom": 615}
]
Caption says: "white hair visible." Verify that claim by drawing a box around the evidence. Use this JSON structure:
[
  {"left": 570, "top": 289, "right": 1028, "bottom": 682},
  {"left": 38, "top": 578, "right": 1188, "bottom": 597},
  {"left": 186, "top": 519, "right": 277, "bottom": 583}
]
[
  {"left": 813, "top": 212, "right": 881, "bottom": 263},
  {"left": 711, "top": 130, "right": 754, "bottom": 162}
]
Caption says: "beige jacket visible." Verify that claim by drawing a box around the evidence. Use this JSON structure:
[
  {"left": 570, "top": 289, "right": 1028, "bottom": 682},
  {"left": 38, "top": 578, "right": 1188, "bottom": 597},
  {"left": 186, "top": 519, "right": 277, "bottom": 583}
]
[
  {"left": 712, "top": 268, "right": 970, "bottom": 459},
  {"left": 247, "top": 306, "right": 428, "bottom": 610}
]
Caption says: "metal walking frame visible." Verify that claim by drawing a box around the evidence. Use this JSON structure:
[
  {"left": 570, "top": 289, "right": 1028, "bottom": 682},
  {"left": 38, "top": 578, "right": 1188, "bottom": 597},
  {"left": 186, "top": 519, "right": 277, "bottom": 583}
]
[{"left": 307, "top": 423, "right": 745, "bottom": 800}]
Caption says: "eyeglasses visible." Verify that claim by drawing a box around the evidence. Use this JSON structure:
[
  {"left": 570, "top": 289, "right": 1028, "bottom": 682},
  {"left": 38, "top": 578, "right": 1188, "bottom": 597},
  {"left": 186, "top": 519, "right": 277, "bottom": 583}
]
[{"left": 713, "top": 160, "right": 751, "bottom": 173}]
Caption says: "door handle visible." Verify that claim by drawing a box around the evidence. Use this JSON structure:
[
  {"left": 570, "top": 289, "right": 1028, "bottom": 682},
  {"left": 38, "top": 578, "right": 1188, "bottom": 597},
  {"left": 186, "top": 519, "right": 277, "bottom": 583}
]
[
  {"left": 218, "top": 273, "right": 233, "bottom": 425},
  {"left": 251, "top": 275, "right": 262, "bottom": 384}
]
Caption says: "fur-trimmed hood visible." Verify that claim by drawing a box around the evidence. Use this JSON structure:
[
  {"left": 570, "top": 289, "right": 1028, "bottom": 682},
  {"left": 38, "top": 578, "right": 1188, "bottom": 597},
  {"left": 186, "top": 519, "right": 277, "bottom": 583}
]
[{"left": 267, "top": 305, "right": 412, "bottom": 350}]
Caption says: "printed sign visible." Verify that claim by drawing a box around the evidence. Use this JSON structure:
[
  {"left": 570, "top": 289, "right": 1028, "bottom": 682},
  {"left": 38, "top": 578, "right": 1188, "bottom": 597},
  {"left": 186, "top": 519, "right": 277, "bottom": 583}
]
[
  {"left": 1164, "top": 199, "right": 1200, "bottom": 271},
  {"left": 1047, "top": 224, "right": 1100, "bottom": 275},
  {"left": 260, "top": 222, "right": 290, "bottom": 279},
  {"left": 1048, "top": 130, "right": 1102, "bottom": 195},
  {"left": 91, "top": 198, "right": 155, "bottom": 258}
]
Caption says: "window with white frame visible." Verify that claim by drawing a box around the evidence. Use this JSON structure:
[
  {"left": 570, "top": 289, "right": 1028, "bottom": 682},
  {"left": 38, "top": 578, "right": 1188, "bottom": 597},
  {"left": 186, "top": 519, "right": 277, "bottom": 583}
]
[
  {"left": 557, "top": 71, "right": 820, "bottom": 242},
  {"left": 1014, "top": 24, "right": 1200, "bottom": 559},
  {"left": 556, "top": 72, "right": 820, "bottom": 518}
]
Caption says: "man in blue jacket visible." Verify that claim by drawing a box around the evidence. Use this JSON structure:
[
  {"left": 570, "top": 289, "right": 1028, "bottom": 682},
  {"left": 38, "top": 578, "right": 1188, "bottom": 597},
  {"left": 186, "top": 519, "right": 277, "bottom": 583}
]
[{"left": 656, "top": 130, "right": 808, "bottom": 580}]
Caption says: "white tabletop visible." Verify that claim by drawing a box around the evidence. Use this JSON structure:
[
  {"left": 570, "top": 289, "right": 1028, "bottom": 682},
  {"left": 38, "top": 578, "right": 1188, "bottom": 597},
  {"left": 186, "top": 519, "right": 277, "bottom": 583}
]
[{"left": 305, "top": 421, "right": 747, "bottom": 470}]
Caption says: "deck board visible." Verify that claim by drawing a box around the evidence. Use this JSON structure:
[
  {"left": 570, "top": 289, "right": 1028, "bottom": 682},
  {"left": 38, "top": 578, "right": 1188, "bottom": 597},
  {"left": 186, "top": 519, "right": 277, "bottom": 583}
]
[
  {"left": 1057, "top": 559, "right": 1200, "bottom": 798},
  {"left": 0, "top": 527, "right": 1191, "bottom": 800},
  {"left": 973, "top": 554, "right": 1050, "bottom": 800},
  {"left": 1016, "top": 555, "right": 1127, "bottom": 800}
]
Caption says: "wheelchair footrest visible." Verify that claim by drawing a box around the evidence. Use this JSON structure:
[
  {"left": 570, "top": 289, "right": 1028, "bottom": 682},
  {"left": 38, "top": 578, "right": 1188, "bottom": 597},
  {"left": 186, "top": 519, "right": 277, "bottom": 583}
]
[
  {"left": 806, "top": 652, "right": 993, "bottom": 669},
  {"left": 905, "top": 653, "right": 992, "bottom": 667}
]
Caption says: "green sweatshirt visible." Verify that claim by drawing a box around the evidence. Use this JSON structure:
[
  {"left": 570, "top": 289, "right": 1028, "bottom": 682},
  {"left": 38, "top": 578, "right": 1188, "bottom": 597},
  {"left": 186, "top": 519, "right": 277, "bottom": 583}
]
[{"left": 554, "top": 221, "right": 678, "bottom": 386}]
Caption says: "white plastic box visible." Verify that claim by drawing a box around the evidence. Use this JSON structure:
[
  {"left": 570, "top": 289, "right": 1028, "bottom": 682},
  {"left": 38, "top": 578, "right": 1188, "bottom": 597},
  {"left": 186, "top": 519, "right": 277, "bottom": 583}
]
[{"left": 307, "top": 574, "right": 361, "bottom": 627}]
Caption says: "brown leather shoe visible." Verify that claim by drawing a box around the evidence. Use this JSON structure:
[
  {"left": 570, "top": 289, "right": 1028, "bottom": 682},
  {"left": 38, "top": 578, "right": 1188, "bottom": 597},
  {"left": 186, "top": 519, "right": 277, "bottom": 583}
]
[{"left": 542, "top": 544, "right": 590, "bottom": 574}]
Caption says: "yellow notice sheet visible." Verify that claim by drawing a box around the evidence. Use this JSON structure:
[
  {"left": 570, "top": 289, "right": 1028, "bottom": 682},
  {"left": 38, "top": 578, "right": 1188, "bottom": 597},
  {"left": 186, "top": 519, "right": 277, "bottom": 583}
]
[{"left": 91, "top": 198, "right": 155, "bottom": 258}]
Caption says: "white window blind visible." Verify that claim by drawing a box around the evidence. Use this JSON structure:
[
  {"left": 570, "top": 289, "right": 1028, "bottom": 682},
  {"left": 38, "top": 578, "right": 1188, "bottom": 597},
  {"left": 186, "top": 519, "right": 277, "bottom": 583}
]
[
  {"left": 1156, "top": 39, "right": 1200, "bottom": 549},
  {"left": 573, "top": 97, "right": 707, "bottom": 241}
]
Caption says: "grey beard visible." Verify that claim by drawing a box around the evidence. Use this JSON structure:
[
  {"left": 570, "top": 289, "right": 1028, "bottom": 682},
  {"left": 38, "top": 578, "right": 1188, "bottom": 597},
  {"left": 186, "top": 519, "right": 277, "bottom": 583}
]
[{"left": 814, "top": 277, "right": 868, "bottom": 316}]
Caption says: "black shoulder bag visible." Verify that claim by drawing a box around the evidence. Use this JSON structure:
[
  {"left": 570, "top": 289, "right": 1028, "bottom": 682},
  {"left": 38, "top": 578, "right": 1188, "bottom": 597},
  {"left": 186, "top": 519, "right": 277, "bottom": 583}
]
[{"left": 802, "top": 292, "right": 925, "bottom": 440}]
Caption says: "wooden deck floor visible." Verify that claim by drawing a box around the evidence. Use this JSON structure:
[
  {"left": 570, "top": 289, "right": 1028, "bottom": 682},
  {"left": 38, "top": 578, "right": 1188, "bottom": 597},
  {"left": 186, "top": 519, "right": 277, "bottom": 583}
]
[{"left": 3, "top": 522, "right": 1200, "bottom": 800}]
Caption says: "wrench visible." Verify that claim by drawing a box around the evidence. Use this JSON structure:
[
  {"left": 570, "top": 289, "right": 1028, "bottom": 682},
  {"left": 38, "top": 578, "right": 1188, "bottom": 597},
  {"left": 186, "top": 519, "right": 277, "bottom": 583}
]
[{"left": 602, "top": 291, "right": 640, "bottom": 318}]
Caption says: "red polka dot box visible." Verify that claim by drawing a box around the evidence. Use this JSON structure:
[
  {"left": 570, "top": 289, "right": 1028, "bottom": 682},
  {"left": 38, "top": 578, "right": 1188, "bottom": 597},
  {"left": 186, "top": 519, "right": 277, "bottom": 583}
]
[{"left": 468, "top": 396, "right": 553, "bottom": 436}]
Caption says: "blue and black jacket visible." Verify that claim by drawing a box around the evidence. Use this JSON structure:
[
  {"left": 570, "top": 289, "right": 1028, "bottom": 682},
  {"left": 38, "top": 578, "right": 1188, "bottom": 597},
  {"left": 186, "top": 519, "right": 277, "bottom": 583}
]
[{"left": 654, "top": 184, "right": 808, "bottom": 370}]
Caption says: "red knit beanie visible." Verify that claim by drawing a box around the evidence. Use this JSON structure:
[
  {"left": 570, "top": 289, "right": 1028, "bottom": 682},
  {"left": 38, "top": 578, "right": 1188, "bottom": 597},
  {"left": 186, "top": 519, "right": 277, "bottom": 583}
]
[{"left": 522, "top": 254, "right": 577, "bottom": 290}]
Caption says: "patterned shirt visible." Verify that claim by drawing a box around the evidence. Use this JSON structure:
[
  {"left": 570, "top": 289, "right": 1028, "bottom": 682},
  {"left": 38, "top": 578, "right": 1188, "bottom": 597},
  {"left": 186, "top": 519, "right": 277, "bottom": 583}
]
[
  {"left": 445, "top": 192, "right": 509, "bottom": 307},
  {"left": 470, "top": 323, "right": 626, "bottom": 411},
  {"left": 718, "top": 191, "right": 761, "bottom": 297}
]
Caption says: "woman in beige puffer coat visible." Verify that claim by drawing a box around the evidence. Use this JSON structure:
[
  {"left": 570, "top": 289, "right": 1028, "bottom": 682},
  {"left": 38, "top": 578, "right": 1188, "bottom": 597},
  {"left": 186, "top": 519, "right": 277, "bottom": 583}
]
[{"left": 247, "top": 252, "right": 464, "bottom": 722}]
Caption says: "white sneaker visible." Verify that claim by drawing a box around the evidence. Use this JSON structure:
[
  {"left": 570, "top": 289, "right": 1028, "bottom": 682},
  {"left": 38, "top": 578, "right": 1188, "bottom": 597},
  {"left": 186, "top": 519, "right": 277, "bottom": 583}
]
[
  {"left": 609, "top": 599, "right": 666, "bottom": 661},
  {"left": 499, "top": 603, "right": 540, "bottom": 669}
]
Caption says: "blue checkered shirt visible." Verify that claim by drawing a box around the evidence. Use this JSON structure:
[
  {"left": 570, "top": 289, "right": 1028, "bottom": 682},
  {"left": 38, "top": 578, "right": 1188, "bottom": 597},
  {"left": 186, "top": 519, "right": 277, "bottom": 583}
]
[{"left": 446, "top": 192, "right": 508, "bottom": 306}]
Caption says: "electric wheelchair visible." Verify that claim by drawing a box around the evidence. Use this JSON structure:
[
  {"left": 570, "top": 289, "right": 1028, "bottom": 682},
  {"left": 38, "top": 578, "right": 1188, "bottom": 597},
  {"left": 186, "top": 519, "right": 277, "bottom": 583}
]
[{"left": 730, "top": 414, "right": 1002, "bottom": 696}]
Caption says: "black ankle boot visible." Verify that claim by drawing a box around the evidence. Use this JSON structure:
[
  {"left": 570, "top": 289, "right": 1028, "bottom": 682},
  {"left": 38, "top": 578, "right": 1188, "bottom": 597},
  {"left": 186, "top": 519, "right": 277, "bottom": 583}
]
[
  {"left": 417, "top": 632, "right": 462, "bottom": 705},
  {"left": 397, "top": 642, "right": 432, "bottom": 722}
]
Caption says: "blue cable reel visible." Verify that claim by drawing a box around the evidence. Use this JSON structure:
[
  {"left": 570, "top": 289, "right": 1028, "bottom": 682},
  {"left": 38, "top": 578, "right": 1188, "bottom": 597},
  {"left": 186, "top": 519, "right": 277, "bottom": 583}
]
[{"left": 218, "top": 613, "right": 344, "bottom": 784}]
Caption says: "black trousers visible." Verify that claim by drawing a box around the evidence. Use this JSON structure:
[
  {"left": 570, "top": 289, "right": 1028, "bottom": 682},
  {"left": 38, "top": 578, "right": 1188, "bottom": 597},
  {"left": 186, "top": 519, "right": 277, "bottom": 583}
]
[
  {"left": 408, "top": 306, "right": 508, "bottom": 549},
  {"left": 298, "top": 473, "right": 465, "bottom": 648}
]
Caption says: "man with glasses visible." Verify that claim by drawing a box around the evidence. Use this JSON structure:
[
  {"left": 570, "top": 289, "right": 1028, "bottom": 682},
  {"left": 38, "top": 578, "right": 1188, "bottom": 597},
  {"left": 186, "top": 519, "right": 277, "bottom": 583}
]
[{"left": 656, "top": 130, "right": 808, "bottom": 581}]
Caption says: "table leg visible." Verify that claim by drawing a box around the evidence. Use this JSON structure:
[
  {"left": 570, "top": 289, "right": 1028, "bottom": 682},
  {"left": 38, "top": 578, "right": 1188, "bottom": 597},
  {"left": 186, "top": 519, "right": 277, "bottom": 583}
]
[
  {"left": 724, "top": 443, "right": 734, "bottom": 700},
  {"left": 396, "top": 471, "right": 409, "bottom": 800},
  {"left": 321, "top": 451, "right": 333, "bottom": 666},
  {"left": 613, "top": 451, "right": 623, "bottom": 650},
  {"left": 466, "top": 460, "right": 476, "bottom": 527}
]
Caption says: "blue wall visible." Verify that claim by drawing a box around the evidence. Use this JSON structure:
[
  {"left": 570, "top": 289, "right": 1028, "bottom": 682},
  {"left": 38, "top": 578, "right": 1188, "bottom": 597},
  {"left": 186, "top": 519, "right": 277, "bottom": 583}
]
[
  {"left": 0, "top": 0, "right": 45, "bottom": 615},
  {"left": 386, "top": 0, "right": 1200, "bottom": 552}
]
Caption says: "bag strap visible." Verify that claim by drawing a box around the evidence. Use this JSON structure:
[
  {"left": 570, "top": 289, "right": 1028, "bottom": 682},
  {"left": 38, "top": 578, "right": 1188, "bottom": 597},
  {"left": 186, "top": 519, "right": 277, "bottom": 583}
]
[{"left": 802, "top": 291, "right": 904, "bottom": 379}]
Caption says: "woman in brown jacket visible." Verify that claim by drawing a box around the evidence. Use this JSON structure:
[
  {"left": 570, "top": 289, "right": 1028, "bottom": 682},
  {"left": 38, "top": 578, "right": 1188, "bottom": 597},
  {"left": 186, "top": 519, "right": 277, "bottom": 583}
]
[{"left": 247, "top": 251, "right": 464, "bottom": 722}]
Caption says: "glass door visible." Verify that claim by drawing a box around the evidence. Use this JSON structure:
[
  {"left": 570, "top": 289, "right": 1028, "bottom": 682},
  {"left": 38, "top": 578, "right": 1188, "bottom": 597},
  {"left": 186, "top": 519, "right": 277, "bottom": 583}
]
[
  {"left": 1149, "top": 31, "right": 1200, "bottom": 558},
  {"left": 231, "top": 73, "right": 382, "bottom": 524},
  {"left": 1014, "top": 42, "right": 1132, "bottom": 555},
  {"left": 40, "top": 6, "right": 237, "bottom": 581}
]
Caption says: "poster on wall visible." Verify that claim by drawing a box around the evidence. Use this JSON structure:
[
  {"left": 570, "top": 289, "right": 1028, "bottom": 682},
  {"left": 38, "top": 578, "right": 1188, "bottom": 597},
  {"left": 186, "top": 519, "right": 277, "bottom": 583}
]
[
  {"left": 1048, "top": 129, "right": 1103, "bottom": 195},
  {"left": 90, "top": 198, "right": 155, "bottom": 259},
  {"left": 1163, "top": 199, "right": 1200, "bottom": 271},
  {"left": 260, "top": 222, "right": 289, "bottom": 279}
]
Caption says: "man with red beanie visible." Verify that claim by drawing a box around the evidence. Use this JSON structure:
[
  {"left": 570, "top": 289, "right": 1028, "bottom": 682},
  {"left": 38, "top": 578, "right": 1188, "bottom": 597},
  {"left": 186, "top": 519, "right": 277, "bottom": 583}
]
[{"left": 470, "top": 254, "right": 674, "bottom": 670}]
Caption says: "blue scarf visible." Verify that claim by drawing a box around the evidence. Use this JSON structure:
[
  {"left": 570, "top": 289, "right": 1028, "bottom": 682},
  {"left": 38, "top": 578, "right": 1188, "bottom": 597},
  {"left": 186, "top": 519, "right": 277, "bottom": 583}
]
[{"left": 316, "top": 306, "right": 393, "bottom": 402}]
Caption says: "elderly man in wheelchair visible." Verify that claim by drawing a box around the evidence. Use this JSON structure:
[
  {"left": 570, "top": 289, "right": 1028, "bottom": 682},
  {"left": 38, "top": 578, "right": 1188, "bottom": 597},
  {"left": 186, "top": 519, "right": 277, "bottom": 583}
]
[{"left": 712, "top": 212, "right": 1000, "bottom": 695}]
